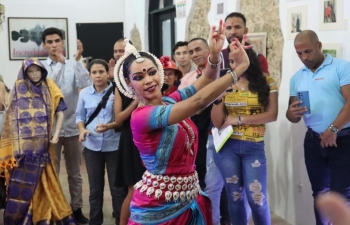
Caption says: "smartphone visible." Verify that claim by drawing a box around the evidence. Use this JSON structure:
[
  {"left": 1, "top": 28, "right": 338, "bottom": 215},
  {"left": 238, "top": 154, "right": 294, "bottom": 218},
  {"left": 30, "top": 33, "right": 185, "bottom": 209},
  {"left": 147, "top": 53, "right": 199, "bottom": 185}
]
[
  {"left": 220, "top": 69, "right": 230, "bottom": 77},
  {"left": 297, "top": 91, "right": 311, "bottom": 114}
]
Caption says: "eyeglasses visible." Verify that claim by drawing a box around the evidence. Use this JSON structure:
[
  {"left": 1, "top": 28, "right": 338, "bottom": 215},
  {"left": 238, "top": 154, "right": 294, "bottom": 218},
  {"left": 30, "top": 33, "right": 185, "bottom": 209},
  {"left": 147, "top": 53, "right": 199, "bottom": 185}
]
[{"left": 164, "top": 74, "right": 175, "bottom": 77}]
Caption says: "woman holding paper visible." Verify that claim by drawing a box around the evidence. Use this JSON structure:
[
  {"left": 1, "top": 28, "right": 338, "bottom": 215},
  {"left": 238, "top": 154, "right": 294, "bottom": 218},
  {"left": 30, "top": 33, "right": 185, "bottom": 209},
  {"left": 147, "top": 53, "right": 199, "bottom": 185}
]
[
  {"left": 211, "top": 47, "right": 278, "bottom": 225},
  {"left": 113, "top": 20, "right": 251, "bottom": 224}
]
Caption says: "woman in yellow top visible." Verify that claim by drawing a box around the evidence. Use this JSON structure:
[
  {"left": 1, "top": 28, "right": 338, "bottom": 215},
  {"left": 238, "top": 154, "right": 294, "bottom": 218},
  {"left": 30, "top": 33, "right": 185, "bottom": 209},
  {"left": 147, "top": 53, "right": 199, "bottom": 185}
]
[{"left": 211, "top": 47, "right": 278, "bottom": 225}]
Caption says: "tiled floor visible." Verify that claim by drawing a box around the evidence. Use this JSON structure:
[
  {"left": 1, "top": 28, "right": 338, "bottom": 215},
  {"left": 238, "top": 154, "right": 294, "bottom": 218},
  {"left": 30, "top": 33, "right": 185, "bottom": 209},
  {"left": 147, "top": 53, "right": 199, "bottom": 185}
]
[{"left": 0, "top": 153, "right": 291, "bottom": 225}]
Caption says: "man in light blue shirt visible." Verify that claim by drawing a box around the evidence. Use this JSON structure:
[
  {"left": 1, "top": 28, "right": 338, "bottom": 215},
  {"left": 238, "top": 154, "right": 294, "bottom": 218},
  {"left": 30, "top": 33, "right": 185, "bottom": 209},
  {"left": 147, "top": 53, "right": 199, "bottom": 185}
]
[
  {"left": 41, "top": 27, "right": 91, "bottom": 224},
  {"left": 286, "top": 30, "right": 350, "bottom": 225}
]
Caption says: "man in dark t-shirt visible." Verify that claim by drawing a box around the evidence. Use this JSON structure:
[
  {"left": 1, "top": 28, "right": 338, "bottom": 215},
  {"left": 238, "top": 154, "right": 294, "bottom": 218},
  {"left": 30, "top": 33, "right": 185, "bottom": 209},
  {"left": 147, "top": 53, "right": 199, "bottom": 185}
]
[{"left": 220, "top": 12, "right": 270, "bottom": 76}]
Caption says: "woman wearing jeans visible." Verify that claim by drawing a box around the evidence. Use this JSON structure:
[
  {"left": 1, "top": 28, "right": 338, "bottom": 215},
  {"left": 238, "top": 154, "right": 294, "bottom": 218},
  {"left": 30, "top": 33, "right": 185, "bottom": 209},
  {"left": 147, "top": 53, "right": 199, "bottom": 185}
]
[{"left": 211, "top": 47, "right": 278, "bottom": 225}]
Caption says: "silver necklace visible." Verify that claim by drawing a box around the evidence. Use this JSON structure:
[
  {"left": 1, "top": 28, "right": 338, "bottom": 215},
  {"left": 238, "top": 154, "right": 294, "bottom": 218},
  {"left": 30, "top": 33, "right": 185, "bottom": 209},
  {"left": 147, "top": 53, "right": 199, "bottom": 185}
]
[{"left": 177, "top": 120, "right": 195, "bottom": 156}]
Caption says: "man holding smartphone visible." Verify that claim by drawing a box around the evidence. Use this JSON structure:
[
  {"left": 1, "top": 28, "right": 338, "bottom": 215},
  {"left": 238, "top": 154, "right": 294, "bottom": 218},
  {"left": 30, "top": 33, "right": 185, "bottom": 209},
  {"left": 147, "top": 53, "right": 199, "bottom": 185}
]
[{"left": 286, "top": 30, "right": 350, "bottom": 225}]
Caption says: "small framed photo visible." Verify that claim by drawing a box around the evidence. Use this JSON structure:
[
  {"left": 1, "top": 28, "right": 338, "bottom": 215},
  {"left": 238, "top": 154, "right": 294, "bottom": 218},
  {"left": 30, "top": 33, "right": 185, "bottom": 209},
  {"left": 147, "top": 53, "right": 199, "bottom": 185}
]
[
  {"left": 319, "top": 0, "right": 343, "bottom": 30},
  {"left": 246, "top": 32, "right": 267, "bottom": 57},
  {"left": 287, "top": 5, "right": 308, "bottom": 40},
  {"left": 8, "top": 17, "right": 68, "bottom": 60},
  {"left": 322, "top": 43, "right": 342, "bottom": 58},
  {"left": 215, "top": 0, "right": 227, "bottom": 20}
]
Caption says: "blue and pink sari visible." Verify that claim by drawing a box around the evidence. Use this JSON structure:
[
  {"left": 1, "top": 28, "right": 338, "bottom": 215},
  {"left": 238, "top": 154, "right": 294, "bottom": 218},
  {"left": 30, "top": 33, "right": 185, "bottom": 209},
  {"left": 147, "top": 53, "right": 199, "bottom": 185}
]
[{"left": 129, "top": 85, "right": 213, "bottom": 225}]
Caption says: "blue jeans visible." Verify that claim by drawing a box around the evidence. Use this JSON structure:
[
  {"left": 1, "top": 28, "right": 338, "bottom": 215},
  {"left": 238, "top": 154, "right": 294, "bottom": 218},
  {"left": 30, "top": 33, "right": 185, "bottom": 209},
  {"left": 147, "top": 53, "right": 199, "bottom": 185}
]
[
  {"left": 205, "top": 135, "right": 224, "bottom": 225},
  {"left": 304, "top": 131, "right": 350, "bottom": 225},
  {"left": 213, "top": 138, "right": 270, "bottom": 225}
]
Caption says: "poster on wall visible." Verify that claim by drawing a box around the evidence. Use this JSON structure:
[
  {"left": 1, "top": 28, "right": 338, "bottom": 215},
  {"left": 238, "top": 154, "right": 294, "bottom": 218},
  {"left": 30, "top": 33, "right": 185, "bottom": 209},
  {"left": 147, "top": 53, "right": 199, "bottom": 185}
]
[
  {"left": 176, "top": 0, "right": 187, "bottom": 18},
  {"left": 286, "top": 5, "right": 308, "bottom": 40},
  {"left": 319, "top": 0, "right": 343, "bottom": 30},
  {"left": 246, "top": 33, "right": 267, "bottom": 57},
  {"left": 0, "top": 2, "right": 5, "bottom": 33},
  {"left": 215, "top": 0, "right": 227, "bottom": 20},
  {"left": 322, "top": 43, "right": 342, "bottom": 58},
  {"left": 8, "top": 17, "right": 68, "bottom": 60}
]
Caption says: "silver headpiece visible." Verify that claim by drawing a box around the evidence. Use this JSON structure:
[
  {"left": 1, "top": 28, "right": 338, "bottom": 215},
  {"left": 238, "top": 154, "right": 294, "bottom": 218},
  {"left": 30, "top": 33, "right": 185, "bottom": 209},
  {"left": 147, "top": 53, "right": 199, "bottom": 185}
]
[{"left": 114, "top": 39, "right": 164, "bottom": 99}]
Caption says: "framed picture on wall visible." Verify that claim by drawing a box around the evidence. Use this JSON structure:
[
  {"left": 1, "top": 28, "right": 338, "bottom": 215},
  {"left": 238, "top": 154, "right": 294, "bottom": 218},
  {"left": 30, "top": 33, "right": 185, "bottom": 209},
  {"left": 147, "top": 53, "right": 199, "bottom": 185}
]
[
  {"left": 319, "top": 0, "right": 343, "bottom": 30},
  {"left": 8, "top": 17, "right": 68, "bottom": 60},
  {"left": 215, "top": 0, "right": 227, "bottom": 20},
  {"left": 286, "top": 5, "right": 308, "bottom": 40},
  {"left": 246, "top": 32, "right": 267, "bottom": 57},
  {"left": 322, "top": 43, "right": 342, "bottom": 58}
]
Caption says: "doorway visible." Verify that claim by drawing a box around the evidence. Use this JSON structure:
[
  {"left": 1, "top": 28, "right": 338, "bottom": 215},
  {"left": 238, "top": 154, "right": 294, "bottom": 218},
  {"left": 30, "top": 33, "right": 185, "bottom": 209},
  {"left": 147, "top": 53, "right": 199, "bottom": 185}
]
[
  {"left": 76, "top": 23, "right": 123, "bottom": 61},
  {"left": 149, "top": 1, "right": 176, "bottom": 57}
]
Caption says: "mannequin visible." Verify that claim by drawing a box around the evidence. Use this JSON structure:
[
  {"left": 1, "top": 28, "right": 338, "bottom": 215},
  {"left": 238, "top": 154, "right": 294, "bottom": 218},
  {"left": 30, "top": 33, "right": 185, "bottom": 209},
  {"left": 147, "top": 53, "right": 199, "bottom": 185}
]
[{"left": 0, "top": 58, "right": 75, "bottom": 224}]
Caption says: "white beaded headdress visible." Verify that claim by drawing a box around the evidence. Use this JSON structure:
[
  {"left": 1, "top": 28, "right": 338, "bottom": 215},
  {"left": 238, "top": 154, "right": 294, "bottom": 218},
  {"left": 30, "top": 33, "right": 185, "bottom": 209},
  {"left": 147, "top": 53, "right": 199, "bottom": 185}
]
[{"left": 114, "top": 39, "right": 165, "bottom": 99}]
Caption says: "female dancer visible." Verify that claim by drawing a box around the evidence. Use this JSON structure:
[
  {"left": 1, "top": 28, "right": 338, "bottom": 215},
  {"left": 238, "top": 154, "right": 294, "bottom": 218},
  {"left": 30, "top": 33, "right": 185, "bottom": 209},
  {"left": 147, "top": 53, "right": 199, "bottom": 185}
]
[
  {"left": 0, "top": 58, "right": 75, "bottom": 224},
  {"left": 113, "top": 71, "right": 144, "bottom": 225},
  {"left": 211, "top": 47, "right": 278, "bottom": 225},
  {"left": 114, "top": 20, "right": 250, "bottom": 224}
]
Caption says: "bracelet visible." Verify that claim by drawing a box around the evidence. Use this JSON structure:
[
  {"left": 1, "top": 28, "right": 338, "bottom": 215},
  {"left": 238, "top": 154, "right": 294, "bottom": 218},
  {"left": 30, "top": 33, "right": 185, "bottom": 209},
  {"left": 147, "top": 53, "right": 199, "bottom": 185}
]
[
  {"left": 207, "top": 55, "right": 222, "bottom": 68},
  {"left": 238, "top": 116, "right": 242, "bottom": 125},
  {"left": 228, "top": 69, "right": 238, "bottom": 84}
]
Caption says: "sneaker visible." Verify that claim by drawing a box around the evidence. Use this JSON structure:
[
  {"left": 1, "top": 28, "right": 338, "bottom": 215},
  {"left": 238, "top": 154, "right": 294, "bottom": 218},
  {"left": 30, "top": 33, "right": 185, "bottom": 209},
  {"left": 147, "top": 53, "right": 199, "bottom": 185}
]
[{"left": 73, "top": 208, "right": 89, "bottom": 224}]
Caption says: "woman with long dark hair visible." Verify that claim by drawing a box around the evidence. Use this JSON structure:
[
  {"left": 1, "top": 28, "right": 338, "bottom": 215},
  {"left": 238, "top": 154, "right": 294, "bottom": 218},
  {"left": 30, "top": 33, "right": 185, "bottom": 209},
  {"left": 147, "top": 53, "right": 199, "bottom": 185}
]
[
  {"left": 211, "top": 47, "right": 278, "bottom": 225},
  {"left": 114, "top": 21, "right": 251, "bottom": 224}
]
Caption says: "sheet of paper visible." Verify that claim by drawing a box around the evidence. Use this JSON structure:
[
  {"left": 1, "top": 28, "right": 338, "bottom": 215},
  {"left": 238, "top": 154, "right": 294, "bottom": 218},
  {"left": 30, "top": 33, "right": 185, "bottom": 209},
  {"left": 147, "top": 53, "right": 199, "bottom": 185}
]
[{"left": 212, "top": 126, "right": 234, "bottom": 152}]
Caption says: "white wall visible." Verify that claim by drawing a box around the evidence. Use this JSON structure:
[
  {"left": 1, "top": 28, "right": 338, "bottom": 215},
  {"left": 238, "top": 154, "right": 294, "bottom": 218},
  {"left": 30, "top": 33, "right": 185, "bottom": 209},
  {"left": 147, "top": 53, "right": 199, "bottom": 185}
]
[
  {"left": 0, "top": 0, "right": 124, "bottom": 89},
  {"left": 123, "top": 0, "right": 149, "bottom": 51},
  {"left": 174, "top": 0, "right": 240, "bottom": 43},
  {"left": 268, "top": 0, "right": 350, "bottom": 225}
]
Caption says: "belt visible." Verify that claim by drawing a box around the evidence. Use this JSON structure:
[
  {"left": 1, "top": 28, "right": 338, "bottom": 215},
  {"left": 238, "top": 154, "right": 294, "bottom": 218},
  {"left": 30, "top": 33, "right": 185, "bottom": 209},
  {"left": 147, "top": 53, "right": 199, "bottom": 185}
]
[
  {"left": 307, "top": 127, "right": 350, "bottom": 138},
  {"left": 134, "top": 170, "right": 200, "bottom": 202}
]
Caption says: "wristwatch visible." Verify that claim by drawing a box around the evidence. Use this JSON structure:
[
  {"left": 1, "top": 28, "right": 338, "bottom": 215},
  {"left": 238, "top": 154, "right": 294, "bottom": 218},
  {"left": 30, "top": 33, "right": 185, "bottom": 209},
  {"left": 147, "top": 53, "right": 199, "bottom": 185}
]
[{"left": 328, "top": 124, "right": 339, "bottom": 134}]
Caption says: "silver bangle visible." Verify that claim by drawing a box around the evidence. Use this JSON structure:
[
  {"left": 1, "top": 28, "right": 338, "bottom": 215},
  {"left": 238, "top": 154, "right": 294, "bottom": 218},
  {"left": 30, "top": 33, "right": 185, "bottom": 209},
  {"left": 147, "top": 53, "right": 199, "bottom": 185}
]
[
  {"left": 207, "top": 55, "right": 222, "bottom": 68},
  {"left": 228, "top": 69, "right": 238, "bottom": 84}
]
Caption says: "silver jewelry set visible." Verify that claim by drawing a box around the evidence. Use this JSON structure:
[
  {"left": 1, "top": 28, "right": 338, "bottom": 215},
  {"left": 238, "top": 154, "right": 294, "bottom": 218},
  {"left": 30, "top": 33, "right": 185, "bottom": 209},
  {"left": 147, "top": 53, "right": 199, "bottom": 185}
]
[
  {"left": 113, "top": 39, "right": 165, "bottom": 99},
  {"left": 207, "top": 55, "right": 238, "bottom": 84},
  {"left": 134, "top": 170, "right": 201, "bottom": 202}
]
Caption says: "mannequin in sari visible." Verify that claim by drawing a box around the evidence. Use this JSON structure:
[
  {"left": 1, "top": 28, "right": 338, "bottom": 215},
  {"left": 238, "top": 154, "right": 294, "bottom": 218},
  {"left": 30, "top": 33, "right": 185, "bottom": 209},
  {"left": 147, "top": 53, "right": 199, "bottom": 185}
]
[{"left": 0, "top": 58, "right": 75, "bottom": 224}]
